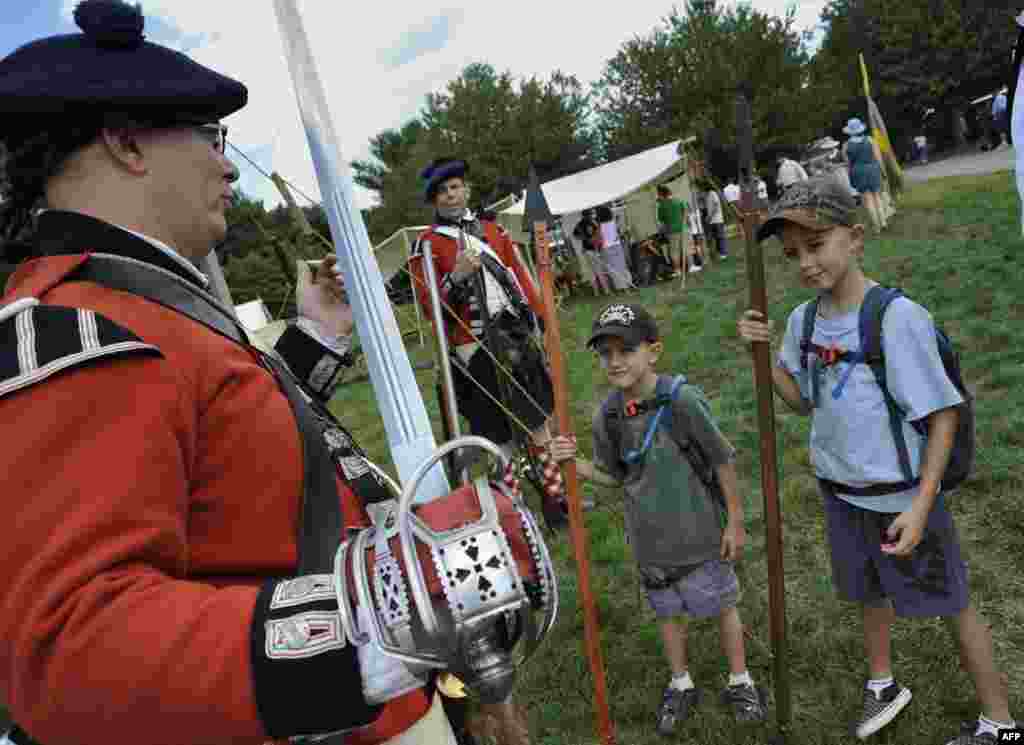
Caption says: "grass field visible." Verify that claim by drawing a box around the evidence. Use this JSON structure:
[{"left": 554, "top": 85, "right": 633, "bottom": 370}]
[
  {"left": 1, "top": 174, "right": 1019, "bottom": 742},
  {"left": 329, "top": 171, "right": 1023, "bottom": 745}
]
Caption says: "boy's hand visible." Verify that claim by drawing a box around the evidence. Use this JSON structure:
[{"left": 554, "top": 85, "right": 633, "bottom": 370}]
[
  {"left": 737, "top": 309, "right": 775, "bottom": 346},
  {"left": 881, "top": 508, "right": 928, "bottom": 556},
  {"left": 547, "top": 435, "right": 578, "bottom": 464},
  {"left": 720, "top": 518, "right": 746, "bottom": 561}
]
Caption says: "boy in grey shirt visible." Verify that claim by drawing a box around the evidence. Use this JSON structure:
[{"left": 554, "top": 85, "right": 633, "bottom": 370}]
[
  {"left": 738, "top": 179, "right": 1015, "bottom": 744},
  {"left": 550, "top": 303, "right": 767, "bottom": 737}
]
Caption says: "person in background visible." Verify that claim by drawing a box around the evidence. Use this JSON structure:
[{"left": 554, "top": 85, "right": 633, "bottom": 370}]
[
  {"left": 409, "top": 157, "right": 569, "bottom": 528},
  {"left": 595, "top": 204, "right": 633, "bottom": 292},
  {"left": 991, "top": 87, "right": 1009, "bottom": 150},
  {"left": 912, "top": 134, "right": 929, "bottom": 165},
  {"left": 704, "top": 187, "right": 728, "bottom": 261},
  {"left": 842, "top": 117, "right": 887, "bottom": 234},
  {"left": 574, "top": 208, "right": 611, "bottom": 296},
  {"left": 723, "top": 179, "right": 741, "bottom": 208},
  {"left": 776, "top": 154, "right": 809, "bottom": 194},
  {"left": 755, "top": 174, "right": 769, "bottom": 203},
  {"left": 656, "top": 184, "right": 689, "bottom": 277}
]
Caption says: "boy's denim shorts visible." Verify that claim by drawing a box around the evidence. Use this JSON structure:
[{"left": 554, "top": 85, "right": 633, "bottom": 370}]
[
  {"left": 643, "top": 558, "right": 740, "bottom": 620},
  {"left": 820, "top": 481, "right": 970, "bottom": 617}
]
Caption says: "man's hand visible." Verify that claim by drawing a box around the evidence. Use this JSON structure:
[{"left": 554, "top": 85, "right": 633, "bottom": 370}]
[
  {"left": 720, "top": 518, "right": 746, "bottom": 561},
  {"left": 297, "top": 255, "right": 353, "bottom": 340},
  {"left": 547, "top": 435, "right": 578, "bottom": 465},
  {"left": 881, "top": 507, "right": 928, "bottom": 557},
  {"left": 452, "top": 246, "right": 482, "bottom": 281}
]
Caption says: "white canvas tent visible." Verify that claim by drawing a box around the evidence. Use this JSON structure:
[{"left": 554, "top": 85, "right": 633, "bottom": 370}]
[
  {"left": 235, "top": 298, "right": 273, "bottom": 331},
  {"left": 233, "top": 298, "right": 289, "bottom": 355},
  {"left": 495, "top": 139, "right": 695, "bottom": 284},
  {"left": 500, "top": 139, "right": 688, "bottom": 219},
  {"left": 372, "top": 225, "right": 430, "bottom": 282}
]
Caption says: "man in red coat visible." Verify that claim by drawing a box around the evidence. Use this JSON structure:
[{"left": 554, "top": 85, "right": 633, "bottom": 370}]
[
  {"left": 0, "top": 3, "right": 534, "bottom": 744},
  {"left": 408, "top": 158, "right": 568, "bottom": 526}
]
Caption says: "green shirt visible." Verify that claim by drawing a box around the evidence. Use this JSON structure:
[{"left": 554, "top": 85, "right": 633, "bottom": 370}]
[
  {"left": 592, "top": 378, "right": 734, "bottom": 570},
  {"left": 657, "top": 197, "right": 687, "bottom": 234}
]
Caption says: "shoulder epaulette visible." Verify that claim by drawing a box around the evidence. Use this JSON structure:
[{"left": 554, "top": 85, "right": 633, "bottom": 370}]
[{"left": 0, "top": 298, "right": 162, "bottom": 400}]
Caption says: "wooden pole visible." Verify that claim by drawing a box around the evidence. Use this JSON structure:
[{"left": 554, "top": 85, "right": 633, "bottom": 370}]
[
  {"left": 534, "top": 219, "right": 616, "bottom": 745},
  {"left": 736, "top": 91, "right": 791, "bottom": 744},
  {"left": 271, "top": 171, "right": 314, "bottom": 237}
]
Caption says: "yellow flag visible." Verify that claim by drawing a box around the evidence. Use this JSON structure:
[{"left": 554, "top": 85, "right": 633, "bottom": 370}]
[{"left": 859, "top": 52, "right": 903, "bottom": 185}]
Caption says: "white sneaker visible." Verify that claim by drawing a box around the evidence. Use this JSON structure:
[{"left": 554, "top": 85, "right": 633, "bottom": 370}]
[
  {"left": 689, "top": 265, "right": 701, "bottom": 273},
  {"left": 854, "top": 683, "right": 912, "bottom": 739}
]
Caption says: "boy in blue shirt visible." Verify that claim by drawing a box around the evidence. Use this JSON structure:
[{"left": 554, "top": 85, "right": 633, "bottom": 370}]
[
  {"left": 550, "top": 303, "right": 768, "bottom": 737},
  {"left": 737, "top": 179, "right": 1015, "bottom": 744}
]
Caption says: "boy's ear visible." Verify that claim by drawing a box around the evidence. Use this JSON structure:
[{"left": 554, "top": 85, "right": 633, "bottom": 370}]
[
  {"left": 649, "top": 340, "right": 664, "bottom": 361},
  {"left": 849, "top": 224, "right": 866, "bottom": 256}
]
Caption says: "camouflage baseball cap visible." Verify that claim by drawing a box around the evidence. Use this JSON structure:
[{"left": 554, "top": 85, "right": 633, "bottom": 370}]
[{"left": 756, "top": 177, "right": 858, "bottom": 242}]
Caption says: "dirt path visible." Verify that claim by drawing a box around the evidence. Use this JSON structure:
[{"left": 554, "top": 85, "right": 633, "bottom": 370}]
[{"left": 904, "top": 146, "right": 1016, "bottom": 182}]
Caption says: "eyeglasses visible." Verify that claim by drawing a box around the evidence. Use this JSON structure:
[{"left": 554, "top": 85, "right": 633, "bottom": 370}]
[{"left": 192, "top": 123, "right": 228, "bottom": 154}]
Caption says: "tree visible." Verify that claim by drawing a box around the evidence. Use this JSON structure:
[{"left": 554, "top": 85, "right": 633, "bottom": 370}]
[
  {"left": 593, "top": 0, "right": 820, "bottom": 173},
  {"left": 351, "top": 119, "right": 426, "bottom": 193},
  {"left": 812, "top": 0, "right": 1020, "bottom": 153},
  {"left": 221, "top": 190, "right": 304, "bottom": 318},
  {"left": 354, "top": 63, "right": 595, "bottom": 242}
]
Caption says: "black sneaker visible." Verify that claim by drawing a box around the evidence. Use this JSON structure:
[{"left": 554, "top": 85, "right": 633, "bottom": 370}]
[
  {"left": 721, "top": 683, "right": 768, "bottom": 723},
  {"left": 853, "top": 682, "right": 912, "bottom": 739},
  {"left": 944, "top": 720, "right": 1006, "bottom": 745},
  {"left": 656, "top": 685, "right": 700, "bottom": 736}
]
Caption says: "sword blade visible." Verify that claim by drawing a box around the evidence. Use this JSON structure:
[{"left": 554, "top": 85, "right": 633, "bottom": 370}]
[{"left": 272, "top": 0, "right": 448, "bottom": 502}]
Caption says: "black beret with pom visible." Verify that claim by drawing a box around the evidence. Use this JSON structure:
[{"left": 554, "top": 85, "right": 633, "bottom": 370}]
[
  {"left": 73, "top": 0, "right": 145, "bottom": 50},
  {"left": 0, "top": 0, "right": 247, "bottom": 128},
  {"left": 421, "top": 158, "right": 468, "bottom": 202}
]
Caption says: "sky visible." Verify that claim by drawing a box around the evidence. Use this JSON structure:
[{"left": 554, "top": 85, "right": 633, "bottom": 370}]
[{"left": 2, "top": 0, "right": 829, "bottom": 214}]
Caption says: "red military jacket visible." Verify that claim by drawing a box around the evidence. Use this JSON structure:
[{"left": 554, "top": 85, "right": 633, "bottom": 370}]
[
  {"left": 0, "top": 211, "right": 430, "bottom": 745},
  {"left": 408, "top": 219, "right": 543, "bottom": 347}
]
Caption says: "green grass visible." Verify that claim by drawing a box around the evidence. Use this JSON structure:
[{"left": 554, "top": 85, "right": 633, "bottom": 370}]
[
  {"left": 1, "top": 176, "right": 1018, "bottom": 741},
  {"left": 328, "top": 171, "right": 1024, "bottom": 744}
]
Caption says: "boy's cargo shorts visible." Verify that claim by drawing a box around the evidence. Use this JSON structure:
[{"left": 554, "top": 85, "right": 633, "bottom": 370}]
[
  {"left": 820, "top": 481, "right": 969, "bottom": 617},
  {"left": 643, "top": 558, "right": 740, "bottom": 620}
]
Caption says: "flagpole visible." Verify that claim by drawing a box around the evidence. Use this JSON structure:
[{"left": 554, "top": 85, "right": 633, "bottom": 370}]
[
  {"left": 272, "top": 0, "right": 448, "bottom": 501},
  {"left": 736, "top": 90, "right": 791, "bottom": 744},
  {"left": 530, "top": 171, "right": 615, "bottom": 745}
]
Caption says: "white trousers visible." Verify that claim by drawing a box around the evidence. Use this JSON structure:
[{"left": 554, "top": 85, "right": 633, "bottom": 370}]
[{"left": 380, "top": 693, "right": 458, "bottom": 745}]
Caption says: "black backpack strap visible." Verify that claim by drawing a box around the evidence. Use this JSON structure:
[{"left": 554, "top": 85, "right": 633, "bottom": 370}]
[
  {"left": 602, "top": 388, "right": 626, "bottom": 468},
  {"left": 859, "top": 285, "right": 915, "bottom": 484},
  {"left": 68, "top": 254, "right": 343, "bottom": 574},
  {"left": 799, "top": 297, "right": 820, "bottom": 372},
  {"left": 800, "top": 296, "right": 821, "bottom": 406}
]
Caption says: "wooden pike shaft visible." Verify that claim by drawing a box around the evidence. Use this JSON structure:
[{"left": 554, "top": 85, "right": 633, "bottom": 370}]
[
  {"left": 534, "top": 220, "right": 616, "bottom": 745},
  {"left": 741, "top": 197, "right": 791, "bottom": 737}
]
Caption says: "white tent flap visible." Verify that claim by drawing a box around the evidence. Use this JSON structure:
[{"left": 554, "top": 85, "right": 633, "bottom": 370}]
[{"left": 501, "top": 140, "right": 684, "bottom": 216}]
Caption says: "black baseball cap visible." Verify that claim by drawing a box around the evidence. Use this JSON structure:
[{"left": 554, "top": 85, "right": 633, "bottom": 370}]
[{"left": 586, "top": 303, "right": 659, "bottom": 348}]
